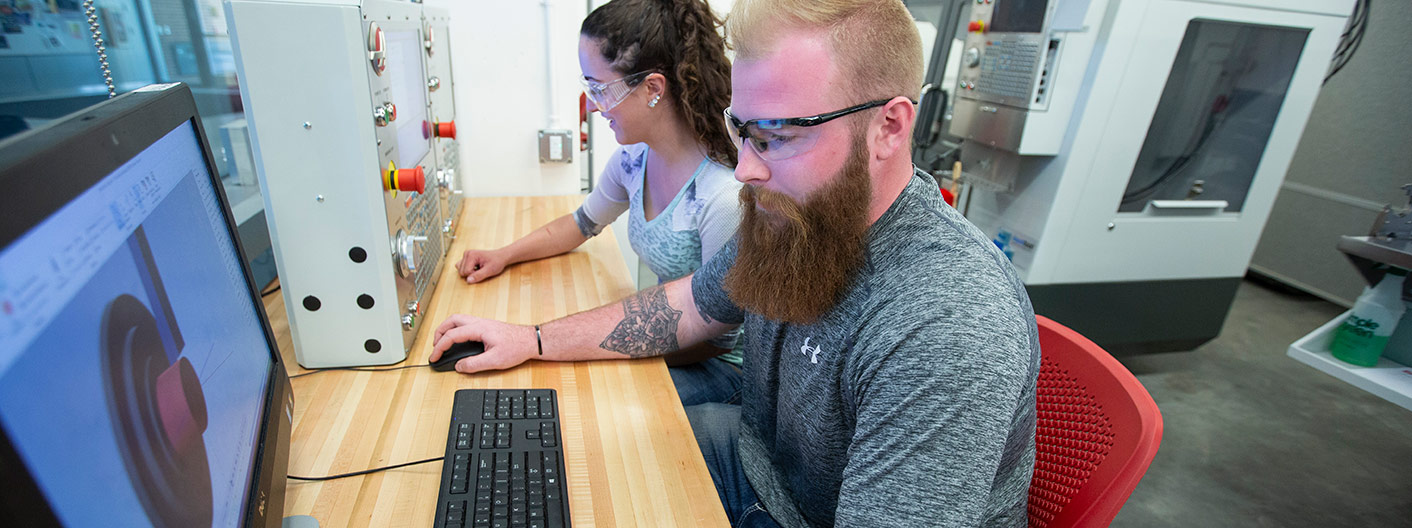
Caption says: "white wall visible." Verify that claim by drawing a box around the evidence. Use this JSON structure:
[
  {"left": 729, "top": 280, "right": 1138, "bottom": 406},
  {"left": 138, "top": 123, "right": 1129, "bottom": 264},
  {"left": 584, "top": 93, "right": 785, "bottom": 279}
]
[
  {"left": 427, "top": 0, "right": 589, "bottom": 197},
  {"left": 1250, "top": 0, "right": 1412, "bottom": 306},
  {"left": 430, "top": 0, "right": 734, "bottom": 199}
]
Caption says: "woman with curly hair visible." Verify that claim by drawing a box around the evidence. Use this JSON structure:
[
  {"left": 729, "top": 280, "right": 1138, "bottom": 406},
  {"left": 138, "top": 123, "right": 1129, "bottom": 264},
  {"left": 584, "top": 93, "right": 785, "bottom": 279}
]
[{"left": 455, "top": 0, "right": 743, "bottom": 406}]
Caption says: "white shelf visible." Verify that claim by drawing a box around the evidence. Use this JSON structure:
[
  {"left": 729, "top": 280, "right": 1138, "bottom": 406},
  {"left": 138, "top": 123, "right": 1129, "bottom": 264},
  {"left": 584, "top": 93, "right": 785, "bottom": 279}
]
[{"left": 1287, "top": 311, "right": 1412, "bottom": 412}]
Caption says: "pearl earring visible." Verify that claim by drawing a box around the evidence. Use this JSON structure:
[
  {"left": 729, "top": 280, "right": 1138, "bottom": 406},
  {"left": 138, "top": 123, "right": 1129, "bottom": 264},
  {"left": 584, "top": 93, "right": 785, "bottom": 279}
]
[{"left": 649, "top": 95, "right": 660, "bottom": 108}]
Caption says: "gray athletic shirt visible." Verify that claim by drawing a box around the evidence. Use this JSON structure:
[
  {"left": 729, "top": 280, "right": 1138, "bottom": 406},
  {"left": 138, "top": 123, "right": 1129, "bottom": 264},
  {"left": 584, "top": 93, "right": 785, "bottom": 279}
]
[{"left": 691, "top": 169, "right": 1039, "bottom": 527}]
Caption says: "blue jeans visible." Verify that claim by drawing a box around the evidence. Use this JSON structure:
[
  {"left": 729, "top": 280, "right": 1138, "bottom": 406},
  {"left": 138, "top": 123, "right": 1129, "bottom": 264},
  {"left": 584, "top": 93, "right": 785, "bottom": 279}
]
[
  {"left": 669, "top": 357, "right": 743, "bottom": 406},
  {"left": 685, "top": 403, "right": 782, "bottom": 528}
]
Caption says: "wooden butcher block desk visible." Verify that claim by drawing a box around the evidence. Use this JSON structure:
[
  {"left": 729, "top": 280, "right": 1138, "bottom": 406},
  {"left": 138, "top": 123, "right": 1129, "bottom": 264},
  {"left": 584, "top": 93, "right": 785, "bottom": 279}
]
[{"left": 263, "top": 196, "right": 729, "bottom": 527}]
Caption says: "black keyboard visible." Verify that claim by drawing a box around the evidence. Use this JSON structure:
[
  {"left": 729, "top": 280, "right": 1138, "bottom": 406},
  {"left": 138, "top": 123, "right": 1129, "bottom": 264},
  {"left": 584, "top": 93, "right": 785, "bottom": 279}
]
[{"left": 434, "top": 389, "right": 570, "bottom": 528}]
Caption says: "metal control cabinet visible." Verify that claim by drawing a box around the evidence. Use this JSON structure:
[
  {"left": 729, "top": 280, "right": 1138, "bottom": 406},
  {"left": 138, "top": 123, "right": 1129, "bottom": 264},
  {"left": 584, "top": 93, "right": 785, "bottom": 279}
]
[
  {"left": 423, "top": 6, "right": 464, "bottom": 254},
  {"left": 226, "top": 0, "right": 444, "bottom": 367}
]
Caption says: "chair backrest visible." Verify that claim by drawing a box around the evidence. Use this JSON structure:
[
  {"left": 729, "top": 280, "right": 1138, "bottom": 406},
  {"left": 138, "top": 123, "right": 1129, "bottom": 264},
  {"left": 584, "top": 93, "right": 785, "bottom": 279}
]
[{"left": 1028, "top": 316, "right": 1163, "bottom": 528}]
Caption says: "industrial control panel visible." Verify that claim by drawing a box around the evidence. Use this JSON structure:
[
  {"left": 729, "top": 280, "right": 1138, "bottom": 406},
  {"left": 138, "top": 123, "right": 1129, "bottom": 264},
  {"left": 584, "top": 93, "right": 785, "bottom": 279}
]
[
  {"left": 226, "top": 0, "right": 446, "bottom": 368},
  {"left": 949, "top": 0, "right": 1059, "bottom": 163},
  {"left": 955, "top": 0, "right": 1056, "bottom": 111},
  {"left": 423, "top": 6, "right": 464, "bottom": 254}
]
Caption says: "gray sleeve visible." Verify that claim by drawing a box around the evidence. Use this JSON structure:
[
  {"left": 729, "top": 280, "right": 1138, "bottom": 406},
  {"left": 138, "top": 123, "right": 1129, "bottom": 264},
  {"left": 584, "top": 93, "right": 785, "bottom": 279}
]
[
  {"left": 572, "top": 207, "right": 605, "bottom": 238},
  {"left": 834, "top": 305, "right": 1036, "bottom": 526},
  {"left": 696, "top": 178, "right": 743, "bottom": 348},
  {"left": 704, "top": 324, "right": 740, "bottom": 350},
  {"left": 690, "top": 237, "right": 744, "bottom": 325}
]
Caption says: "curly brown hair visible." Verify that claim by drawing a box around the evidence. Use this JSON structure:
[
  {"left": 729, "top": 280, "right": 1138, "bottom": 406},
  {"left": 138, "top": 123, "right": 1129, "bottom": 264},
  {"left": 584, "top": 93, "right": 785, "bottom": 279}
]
[{"left": 581, "top": 0, "right": 737, "bottom": 167}]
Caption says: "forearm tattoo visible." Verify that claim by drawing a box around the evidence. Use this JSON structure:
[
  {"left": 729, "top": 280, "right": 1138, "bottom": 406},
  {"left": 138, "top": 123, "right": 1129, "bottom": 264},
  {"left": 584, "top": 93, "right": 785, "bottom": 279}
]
[{"left": 601, "top": 286, "right": 681, "bottom": 358}]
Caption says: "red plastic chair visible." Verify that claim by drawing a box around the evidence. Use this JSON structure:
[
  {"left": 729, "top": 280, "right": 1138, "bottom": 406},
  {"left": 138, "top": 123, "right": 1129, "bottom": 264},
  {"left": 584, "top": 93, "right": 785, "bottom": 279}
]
[{"left": 1028, "top": 316, "right": 1163, "bottom": 528}]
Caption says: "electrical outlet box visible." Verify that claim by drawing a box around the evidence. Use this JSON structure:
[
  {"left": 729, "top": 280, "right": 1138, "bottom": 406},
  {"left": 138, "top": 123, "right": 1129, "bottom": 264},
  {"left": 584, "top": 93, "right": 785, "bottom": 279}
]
[{"left": 538, "top": 129, "right": 573, "bottom": 163}]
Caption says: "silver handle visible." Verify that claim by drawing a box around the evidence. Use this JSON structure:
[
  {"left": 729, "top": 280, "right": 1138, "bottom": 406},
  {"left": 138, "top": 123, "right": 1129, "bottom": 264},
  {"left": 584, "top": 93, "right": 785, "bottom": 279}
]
[
  {"left": 405, "top": 235, "right": 428, "bottom": 272},
  {"left": 1148, "top": 200, "right": 1229, "bottom": 210}
]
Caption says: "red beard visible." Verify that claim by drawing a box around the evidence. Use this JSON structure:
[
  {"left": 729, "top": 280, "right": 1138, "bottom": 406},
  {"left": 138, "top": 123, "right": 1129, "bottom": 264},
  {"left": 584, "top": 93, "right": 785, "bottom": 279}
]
[{"left": 724, "top": 134, "right": 873, "bottom": 324}]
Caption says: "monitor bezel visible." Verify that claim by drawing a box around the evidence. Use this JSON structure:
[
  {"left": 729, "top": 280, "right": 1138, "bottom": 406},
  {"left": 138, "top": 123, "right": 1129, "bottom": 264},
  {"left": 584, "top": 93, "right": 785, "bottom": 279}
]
[{"left": 0, "top": 83, "right": 293, "bottom": 528}]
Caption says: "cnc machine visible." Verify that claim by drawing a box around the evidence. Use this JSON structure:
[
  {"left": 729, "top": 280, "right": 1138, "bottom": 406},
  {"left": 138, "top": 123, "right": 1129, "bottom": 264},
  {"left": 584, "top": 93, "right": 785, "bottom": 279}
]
[{"left": 951, "top": 0, "right": 1353, "bottom": 350}]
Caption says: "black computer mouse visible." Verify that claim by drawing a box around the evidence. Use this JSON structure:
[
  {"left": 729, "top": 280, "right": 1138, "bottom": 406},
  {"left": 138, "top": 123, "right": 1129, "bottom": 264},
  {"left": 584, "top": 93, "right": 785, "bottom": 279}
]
[{"left": 430, "top": 340, "right": 485, "bottom": 372}]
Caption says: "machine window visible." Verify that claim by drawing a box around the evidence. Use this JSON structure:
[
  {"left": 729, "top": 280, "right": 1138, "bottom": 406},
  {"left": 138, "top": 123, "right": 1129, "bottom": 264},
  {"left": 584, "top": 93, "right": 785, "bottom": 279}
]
[{"left": 1120, "top": 19, "right": 1310, "bottom": 213}]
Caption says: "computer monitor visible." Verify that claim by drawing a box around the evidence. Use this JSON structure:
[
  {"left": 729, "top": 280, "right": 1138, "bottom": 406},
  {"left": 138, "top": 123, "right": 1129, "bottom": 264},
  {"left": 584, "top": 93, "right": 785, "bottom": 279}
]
[{"left": 0, "top": 83, "right": 293, "bottom": 527}]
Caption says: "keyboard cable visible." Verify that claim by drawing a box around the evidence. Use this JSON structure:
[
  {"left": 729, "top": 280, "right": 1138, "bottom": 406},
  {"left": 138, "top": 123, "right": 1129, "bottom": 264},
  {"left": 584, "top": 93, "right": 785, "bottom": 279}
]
[
  {"left": 284, "top": 363, "right": 438, "bottom": 480},
  {"left": 288, "top": 364, "right": 429, "bottom": 379},
  {"left": 288, "top": 456, "right": 442, "bottom": 481}
]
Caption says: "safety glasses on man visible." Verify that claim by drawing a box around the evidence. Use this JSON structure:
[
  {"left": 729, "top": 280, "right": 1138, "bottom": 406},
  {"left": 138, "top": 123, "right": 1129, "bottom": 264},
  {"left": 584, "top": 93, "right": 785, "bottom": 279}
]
[
  {"left": 722, "top": 98, "right": 915, "bottom": 161},
  {"left": 581, "top": 70, "right": 655, "bottom": 112}
]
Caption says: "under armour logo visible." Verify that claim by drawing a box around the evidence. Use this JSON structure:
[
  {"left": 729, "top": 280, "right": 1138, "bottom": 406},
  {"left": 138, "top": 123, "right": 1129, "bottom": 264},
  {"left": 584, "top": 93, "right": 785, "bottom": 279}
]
[{"left": 800, "top": 337, "right": 822, "bottom": 364}]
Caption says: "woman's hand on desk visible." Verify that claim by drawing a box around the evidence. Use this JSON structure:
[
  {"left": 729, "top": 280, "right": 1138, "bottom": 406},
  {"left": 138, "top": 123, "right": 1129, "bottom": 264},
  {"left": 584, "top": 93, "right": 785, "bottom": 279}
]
[
  {"left": 430, "top": 314, "right": 536, "bottom": 373},
  {"left": 458, "top": 249, "right": 509, "bottom": 284}
]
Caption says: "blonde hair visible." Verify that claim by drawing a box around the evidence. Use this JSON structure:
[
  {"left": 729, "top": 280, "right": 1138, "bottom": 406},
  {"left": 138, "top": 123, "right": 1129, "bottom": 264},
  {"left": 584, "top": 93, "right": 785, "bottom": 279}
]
[{"left": 727, "top": 0, "right": 923, "bottom": 104}]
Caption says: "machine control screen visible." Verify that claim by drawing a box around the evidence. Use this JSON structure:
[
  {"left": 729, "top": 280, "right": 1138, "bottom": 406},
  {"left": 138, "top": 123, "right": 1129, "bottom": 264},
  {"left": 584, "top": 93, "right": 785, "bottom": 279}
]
[
  {"left": 386, "top": 29, "right": 431, "bottom": 169},
  {"left": 992, "top": 0, "right": 1047, "bottom": 33}
]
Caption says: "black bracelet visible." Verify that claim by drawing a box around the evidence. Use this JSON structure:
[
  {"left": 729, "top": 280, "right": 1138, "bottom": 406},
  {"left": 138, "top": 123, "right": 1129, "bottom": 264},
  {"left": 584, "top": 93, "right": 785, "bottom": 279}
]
[{"left": 534, "top": 325, "right": 544, "bottom": 356}]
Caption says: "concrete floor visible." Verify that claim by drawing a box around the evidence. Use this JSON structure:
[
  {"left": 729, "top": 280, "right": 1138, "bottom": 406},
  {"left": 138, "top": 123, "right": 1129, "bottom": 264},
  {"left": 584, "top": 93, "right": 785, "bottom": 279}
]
[{"left": 1110, "top": 278, "right": 1412, "bottom": 527}]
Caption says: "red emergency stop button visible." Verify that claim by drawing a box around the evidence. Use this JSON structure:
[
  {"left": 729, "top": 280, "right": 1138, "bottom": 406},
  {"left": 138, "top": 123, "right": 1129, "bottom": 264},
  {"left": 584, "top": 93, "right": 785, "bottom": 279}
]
[
  {"left": 434, "top": 121, "right": 457, "bottom": 140},
  {"left": 969, "top": 20, "right": 985, "bottom": 33},
  {"left": 397, "top": 166, "right": 425, "bottom": 193},
  {"left": 386, "top": 165, "right": 426, "bottom": 193}
]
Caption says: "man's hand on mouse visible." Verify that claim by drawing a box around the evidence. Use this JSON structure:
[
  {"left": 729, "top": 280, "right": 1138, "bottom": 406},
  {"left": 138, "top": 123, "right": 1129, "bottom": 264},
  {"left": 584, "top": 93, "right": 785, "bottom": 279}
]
[{"left": 430, "top": 314, "right": 538, "bottom": 373}]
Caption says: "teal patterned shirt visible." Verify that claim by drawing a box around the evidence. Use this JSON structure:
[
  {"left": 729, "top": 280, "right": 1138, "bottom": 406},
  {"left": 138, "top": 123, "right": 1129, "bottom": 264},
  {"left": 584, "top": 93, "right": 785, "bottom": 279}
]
[{"left": 573, "top": 144, "right": 743, "bottom": 360}]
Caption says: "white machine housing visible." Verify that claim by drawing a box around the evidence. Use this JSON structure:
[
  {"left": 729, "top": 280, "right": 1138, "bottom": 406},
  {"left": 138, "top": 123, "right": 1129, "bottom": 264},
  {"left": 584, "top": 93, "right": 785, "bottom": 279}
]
[
  {"left": 423, "top": 6, "right": 465, "bottom": 254},
  {"left": 226, "top": 0, "right": 445, "bottom": 367},
  {"left": 950, "top": 0, "right": 1352, "bottom": 350}
]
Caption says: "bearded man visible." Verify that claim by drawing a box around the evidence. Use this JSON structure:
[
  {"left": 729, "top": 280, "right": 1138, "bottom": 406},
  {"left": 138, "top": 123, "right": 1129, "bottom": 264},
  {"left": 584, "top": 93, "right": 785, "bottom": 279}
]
[{"left": 431, "top": 1, "right": 1039, "bottom": 525}]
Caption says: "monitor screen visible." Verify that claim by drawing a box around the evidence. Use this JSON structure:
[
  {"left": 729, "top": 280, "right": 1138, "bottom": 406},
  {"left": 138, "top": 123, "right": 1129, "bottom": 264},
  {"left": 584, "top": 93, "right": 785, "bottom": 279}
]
[
  {"left": 991, "top": 0, "right": 1048, "bottom": 33},
  {"left": 386, "top": 29, "right": 431, "bottom": 170},
  {"left": 0, "top": 115, "right": 276, "bottom": 526}
]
